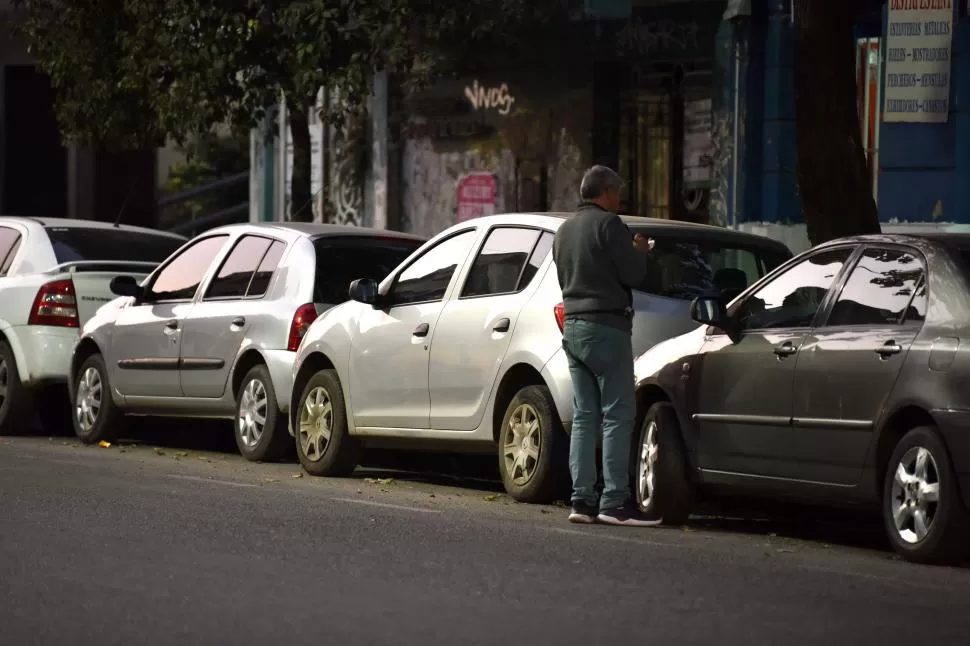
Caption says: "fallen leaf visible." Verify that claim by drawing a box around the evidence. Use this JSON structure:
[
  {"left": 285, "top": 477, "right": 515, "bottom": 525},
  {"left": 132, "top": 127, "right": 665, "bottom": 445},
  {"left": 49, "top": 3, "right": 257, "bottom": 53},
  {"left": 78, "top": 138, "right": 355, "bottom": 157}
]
[
  {"left": 377, "top": 478, "right": 395, "bottom": 485},
  {"left": 291, "top": 473, "right": 303, "bottom": 479},
  {"left": 428, "top": 493, "right": 436, "bottom": 498},
  {"left": 175, "top": 451, "right": 188, "bottom": 458},
  {"left": 483, "top": 494, "right": 499, "bottom": 502},
  {"left": 776, "top": 548, "right": 794, "bottom": 554},
  {"left": 364, "top": 478, "right": 378, "bottom": 484},
  {"left": 540, "top": 509, "right": 551, "bottom": 514},
  {"left": 682, "top": 526, "right": 693, "bottom": 532},
  {"left": 152, "top": 447, "right": 165, "bottom": 456},
  {"left": 264, "top": 478, "right": 280, "bottom": 483}
]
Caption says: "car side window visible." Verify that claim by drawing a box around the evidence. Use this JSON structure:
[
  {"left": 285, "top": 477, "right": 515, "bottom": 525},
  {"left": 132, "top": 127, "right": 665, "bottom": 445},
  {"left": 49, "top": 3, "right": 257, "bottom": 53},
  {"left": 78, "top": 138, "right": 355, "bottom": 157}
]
[
  {"left": 0, "top": 227, "right": 21, "bottom": 276},
  {"left": 204, "top": 235, "right": 276, "bottom": 300},
  {"left": 826, "top": 248, "right": 926, "bottom": 326},
  {"left": 247, "top": 240, "right": 287, "bottom": 298},
  {"left": 146, "top": 235, "right": 230, "bottom": 303},
  {"left": 734, "top": 247, "right": 853, "bottom": 331},
  {"left": 461, "top": 227, "right": 542, "bottom": 298},
  {"left": 390, "top": 230, "right": 476, "bottom": 306},
  {"left": 518, "top": 231, "right": 555, "bottom": 289}
]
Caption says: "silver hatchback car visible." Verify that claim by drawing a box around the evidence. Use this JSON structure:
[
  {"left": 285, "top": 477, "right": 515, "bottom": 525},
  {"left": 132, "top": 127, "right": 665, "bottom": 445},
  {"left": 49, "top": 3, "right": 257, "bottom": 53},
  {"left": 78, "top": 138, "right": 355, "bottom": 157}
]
[
  {"left": 289, "top": 213, "right": 792, "bottom": 503},
  {"left": 69, "top": 222, "right": 424, "bottom": 460}
]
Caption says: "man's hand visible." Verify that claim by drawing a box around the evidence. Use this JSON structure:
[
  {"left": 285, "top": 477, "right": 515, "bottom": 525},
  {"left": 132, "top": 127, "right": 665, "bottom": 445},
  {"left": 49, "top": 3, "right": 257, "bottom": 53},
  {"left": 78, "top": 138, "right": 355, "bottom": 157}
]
[{"left": 633, "top": 233, "right": 654, "bottom": 253}]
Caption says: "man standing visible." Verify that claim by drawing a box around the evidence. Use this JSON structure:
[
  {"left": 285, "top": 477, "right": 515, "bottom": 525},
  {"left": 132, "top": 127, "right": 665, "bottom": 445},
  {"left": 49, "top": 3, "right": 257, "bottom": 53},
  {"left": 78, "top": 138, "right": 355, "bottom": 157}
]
[{"left": 552, "top": 165, "right": 660, "bottom": 527}]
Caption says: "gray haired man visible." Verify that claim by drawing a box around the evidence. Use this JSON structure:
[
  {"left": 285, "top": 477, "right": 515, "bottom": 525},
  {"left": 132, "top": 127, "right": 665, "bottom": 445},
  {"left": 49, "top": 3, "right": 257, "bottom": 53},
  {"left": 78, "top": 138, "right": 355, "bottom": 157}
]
[{"left": 552, "top": 165, "right": 661, "bottom": 527}]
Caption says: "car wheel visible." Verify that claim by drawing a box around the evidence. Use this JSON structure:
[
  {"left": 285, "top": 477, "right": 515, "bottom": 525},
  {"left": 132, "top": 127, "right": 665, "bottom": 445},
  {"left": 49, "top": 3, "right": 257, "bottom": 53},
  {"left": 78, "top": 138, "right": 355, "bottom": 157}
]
[
  {"left": 72, "top": 353, "right": 125, "bottom": 444},
  {"left": 633, "top": 402, "right": 694, "bottom": 526},
  {"left": 234, "top": 364, "right": 292, "bottom": 462},
  {"left": 294, "top": 369, "right": 360, "bottom": 477},
  {"left": 883, "top": 425, "right": 970, "bottom": 565},
  {"left": 0, "top": 340, "right": 33, "bottom": 436},
  {"left": 498, "top": 385, "right": 568, "bottom": 504}
]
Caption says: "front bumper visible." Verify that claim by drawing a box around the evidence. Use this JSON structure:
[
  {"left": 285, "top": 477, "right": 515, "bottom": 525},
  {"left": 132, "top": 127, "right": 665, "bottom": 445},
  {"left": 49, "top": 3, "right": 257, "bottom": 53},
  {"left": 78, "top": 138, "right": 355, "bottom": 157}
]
[{"left": 9, "top": 325, "right": 79, "bottom": 388}]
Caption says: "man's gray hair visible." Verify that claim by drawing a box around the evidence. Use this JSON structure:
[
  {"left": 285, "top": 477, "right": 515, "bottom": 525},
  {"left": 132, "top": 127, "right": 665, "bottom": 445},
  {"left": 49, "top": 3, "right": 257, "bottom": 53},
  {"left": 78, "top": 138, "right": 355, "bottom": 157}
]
[{"left": 580, "top": 165, "right": 623, "bottom": 200}]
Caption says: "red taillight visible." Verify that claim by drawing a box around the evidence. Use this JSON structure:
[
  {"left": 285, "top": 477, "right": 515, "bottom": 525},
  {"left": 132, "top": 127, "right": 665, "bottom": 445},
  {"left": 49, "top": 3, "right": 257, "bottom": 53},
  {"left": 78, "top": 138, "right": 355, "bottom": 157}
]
[
  {"left": 28, "top": 279, "right": 78, "bottom": 327},
  {"left": 554, "top": 302, "right": 565, "bottom": 333},
  {"left": 288, "top": 303, "right": 318, "bottom": 351}
]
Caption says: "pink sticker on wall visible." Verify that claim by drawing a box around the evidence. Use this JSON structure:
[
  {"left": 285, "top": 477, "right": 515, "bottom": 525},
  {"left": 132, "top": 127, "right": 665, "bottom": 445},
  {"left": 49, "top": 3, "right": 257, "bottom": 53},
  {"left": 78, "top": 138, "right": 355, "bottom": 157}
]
[{"left": 456, "top": 172, "right": 498, "bottom": 222}]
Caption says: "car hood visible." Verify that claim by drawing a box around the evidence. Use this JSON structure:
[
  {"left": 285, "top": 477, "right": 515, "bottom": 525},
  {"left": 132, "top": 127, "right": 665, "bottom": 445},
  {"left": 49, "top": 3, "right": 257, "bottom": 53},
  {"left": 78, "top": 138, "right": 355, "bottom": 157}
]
[{"left": 633, "top": 324, "right": 709, "bottom": 383}]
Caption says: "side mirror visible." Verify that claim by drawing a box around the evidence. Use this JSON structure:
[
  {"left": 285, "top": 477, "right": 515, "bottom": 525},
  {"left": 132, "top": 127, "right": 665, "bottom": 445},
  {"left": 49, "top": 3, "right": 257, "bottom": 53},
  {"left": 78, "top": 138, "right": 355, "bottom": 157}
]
[
  {"left": 110, "top": 275, "right": 142, "bottom": 298},
  {"left": 690, "top": 296, "right": 728, "bottom": 327},
  {"left": 348, "top": 278, "right": 379, "bottom": 305}
]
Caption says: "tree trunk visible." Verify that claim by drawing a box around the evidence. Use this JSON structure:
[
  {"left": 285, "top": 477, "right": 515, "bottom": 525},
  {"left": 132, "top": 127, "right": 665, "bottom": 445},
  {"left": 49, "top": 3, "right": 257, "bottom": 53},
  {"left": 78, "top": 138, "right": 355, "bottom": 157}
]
[
  {"left": 792, "top": 0, "right": 880, "bottom": 245},
  {"left": 287, "top": 97, "right": 314, "bottom": 222}
]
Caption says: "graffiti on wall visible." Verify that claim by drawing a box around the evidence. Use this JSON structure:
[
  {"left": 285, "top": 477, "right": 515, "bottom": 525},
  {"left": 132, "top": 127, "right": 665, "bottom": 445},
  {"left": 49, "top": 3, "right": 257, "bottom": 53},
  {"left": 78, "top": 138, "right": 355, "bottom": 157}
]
[
  {"left": 616, "top": 18, "right": 701, "bottom": 56},
  {"left": 464, "top": 80, "right": 516, "bottom": 116}
]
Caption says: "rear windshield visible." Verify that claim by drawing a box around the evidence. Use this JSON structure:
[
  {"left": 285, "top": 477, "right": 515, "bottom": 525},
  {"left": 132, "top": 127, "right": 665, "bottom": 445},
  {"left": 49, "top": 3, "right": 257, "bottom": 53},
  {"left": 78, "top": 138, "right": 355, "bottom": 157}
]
[
  {"left": 633, "top": 232, "right": 791, "bottom": 301},
  {"left": 46, "top": 226, "right": 185, "bottom": 264},
  {"left": 313, "top": 236, "right": 423, "bottom": 304}
]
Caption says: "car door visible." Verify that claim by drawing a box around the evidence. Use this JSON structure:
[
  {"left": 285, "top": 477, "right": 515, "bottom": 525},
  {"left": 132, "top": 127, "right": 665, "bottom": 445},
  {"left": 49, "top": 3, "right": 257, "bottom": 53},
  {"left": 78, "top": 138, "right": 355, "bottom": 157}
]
[
  {"left": 691, "top": 246, "right": 855, "bottom": 479},
  {"left": 429, "top": 227, "right": 554, "bottom": 431},
  {"left": 109, "top": 234, "right": 230, "bottom": 398},
  {"left": 178, "top": 235, "right": 286, "bottom": 399},
  {"left": 349, "top": 228, "right": 479, "bottom": 430},
  {"left": 792, "top": 245, "right": 927, "bottom": 485}
]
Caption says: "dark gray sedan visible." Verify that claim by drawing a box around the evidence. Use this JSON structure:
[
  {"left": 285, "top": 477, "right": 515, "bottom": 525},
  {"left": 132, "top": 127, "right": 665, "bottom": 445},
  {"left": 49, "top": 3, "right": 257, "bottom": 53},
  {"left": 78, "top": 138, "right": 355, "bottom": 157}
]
[{"left": 632, "top": 233, "right": 970, "bottom": 564}]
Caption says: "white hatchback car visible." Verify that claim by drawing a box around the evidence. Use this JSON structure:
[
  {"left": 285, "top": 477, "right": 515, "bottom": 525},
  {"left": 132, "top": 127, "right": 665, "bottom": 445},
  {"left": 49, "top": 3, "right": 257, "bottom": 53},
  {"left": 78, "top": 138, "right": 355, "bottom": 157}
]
[
  {"left": 0, "top": 216, "right": 185, "bottom": 436},
  {"left": 289, "top": 213, "right": 792, "bottom": 502}
]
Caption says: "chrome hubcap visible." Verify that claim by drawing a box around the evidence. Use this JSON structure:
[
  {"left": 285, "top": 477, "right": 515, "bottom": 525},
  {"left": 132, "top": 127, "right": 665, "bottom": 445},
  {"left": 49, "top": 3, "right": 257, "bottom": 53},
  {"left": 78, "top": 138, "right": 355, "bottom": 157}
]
[
  {"left": 637, "top": 420, "right": 659, "bottom": 509},
  {"left": 0, "top": 357, "right": 8, "bottom": 409},
  {"left": 503, "top": 403, "right": 541, "bottom": 486},
  {"left": 891, "top": 446, "right": 940, "bottom": 544},
  {"left": 298, "top": 386, "right": 332, "bottom": 462},
  {"left": 75, "top": 367, "right": 102, "bottom": 432},
  {"left": 237, "top": 378, "right": 268, "bottom": 449}
]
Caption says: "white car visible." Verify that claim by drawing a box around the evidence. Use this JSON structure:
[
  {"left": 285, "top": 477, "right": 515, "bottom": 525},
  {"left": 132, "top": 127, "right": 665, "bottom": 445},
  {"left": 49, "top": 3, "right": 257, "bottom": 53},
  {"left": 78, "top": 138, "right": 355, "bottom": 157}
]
[
  {"left": 288, "top": 212, "right": 792, "bottom": 502},
  {"left": 0, "top": 216, "right": 186, "bottom": 435}
]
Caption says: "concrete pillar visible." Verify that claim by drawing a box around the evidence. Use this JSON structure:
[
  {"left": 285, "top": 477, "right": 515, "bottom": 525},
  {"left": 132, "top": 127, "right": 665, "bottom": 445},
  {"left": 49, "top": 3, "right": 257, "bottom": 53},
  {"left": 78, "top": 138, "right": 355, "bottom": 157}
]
[
  {"left": 368, "top": 71, "right": 389, "bottom": 230},
  {"left": 66, "top": 143, "right": 95, "bottom": 220}
]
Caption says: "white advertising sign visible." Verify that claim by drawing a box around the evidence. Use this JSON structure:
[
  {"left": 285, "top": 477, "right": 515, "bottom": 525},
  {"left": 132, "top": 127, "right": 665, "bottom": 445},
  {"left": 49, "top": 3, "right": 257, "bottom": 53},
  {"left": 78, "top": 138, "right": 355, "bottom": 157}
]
[{"left": 883, "top": 0, "right": 954, "bottom": 123}]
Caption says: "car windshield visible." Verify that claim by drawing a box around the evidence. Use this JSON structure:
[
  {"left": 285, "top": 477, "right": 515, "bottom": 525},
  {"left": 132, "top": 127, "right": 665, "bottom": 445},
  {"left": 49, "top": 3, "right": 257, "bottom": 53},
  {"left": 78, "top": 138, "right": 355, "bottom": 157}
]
[
  {"left": 46, "top": 226, "right": 185, "bottom": 264},
  {"left": 634, "top": 232, "right": 790, "bottom": 301},
  {"left": 312, "top": 235, "right": 423, "bottom": 304}
]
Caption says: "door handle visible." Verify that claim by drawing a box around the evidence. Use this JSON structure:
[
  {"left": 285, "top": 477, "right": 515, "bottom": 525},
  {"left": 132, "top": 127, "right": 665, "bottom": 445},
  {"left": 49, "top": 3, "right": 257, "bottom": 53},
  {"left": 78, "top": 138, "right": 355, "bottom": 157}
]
[
  {"left": 492, "top": 317, "right": 511, "bottom": 333},
  {"left": 773, "top": 342, "right": 797, "bottom": 357},
  {"left": 164, "top": 320, "right": 179, "bottom": 330},
  {"left": 876, "top": 341, "right": 903, "bottom": 358},
  {"left": 231, "top": 317, "right": 246, "bottom": 327},
  {"left": 413, "top": 322, "right": 430, "bottom": 338}
]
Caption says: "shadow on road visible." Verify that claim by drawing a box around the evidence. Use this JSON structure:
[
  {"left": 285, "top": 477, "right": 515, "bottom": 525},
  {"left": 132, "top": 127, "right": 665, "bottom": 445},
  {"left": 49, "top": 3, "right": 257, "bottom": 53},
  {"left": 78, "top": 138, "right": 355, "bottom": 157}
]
[{"left": 95, "top": 418, "right": 898, "bottom": 558}]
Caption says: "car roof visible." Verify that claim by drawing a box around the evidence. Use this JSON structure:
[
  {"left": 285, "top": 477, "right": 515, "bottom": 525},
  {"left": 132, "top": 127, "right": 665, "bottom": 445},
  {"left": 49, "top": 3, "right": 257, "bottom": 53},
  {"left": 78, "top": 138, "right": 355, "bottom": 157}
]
[
  {"left": 813, "top": 232, "right": 970, "bottom": 254},
  {"left": 0, "top": 215, "right": 187, "bottom": 240},
  {"left": 206, "top": 221, "right": 427, "bottom": 242},
  {"left": 464, "top": 212, "right": 792, "bottom": 254}
]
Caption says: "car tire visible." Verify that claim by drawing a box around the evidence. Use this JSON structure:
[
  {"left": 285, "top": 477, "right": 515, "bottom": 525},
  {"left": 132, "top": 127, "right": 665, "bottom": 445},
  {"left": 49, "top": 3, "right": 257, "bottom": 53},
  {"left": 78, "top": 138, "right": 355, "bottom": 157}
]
[
  {"left": 0, "top": 340, "right": 34, "bottom": 436},
  {"left": 294, "top": 369, "right": 360, "bottom": 477},
  {"left": 72, "top": 353, "right": 125, "bottom": 445},
  {"left": 234, "top": 364, "right": 292, "bottom": 462},
  {"left": 632, "top": 402, "right": 694, "bottom": 526},
  {"left": 882, "top": 425, "right": 970, "bottom": 565},
  {"left": 497, "top": 385, "right": 568, "bottom": 504}
]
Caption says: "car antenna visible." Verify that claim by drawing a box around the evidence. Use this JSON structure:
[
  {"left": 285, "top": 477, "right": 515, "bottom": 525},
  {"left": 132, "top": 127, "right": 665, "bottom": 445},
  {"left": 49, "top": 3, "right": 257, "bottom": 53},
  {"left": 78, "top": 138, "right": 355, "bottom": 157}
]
[{"left": 112, "top": 179, "right": 135, "bottom": 228}]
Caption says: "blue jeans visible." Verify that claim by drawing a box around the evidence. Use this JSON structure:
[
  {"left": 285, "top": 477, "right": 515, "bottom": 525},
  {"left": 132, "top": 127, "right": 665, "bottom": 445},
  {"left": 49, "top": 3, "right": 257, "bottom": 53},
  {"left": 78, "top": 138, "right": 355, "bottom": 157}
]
[{"left": 562, "top": 318, "right": 635, "bottom": 511}]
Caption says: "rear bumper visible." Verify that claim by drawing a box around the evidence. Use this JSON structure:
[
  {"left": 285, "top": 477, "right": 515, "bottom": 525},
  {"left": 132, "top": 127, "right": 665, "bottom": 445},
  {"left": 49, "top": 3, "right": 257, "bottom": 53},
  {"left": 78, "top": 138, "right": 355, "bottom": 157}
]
[
  {"left": 540, "top": 347, "right": 573, "bottom": 434},
  {"left": 931, "top": 408, "right": 970, "bottom": 508},
  {"left": 6, "top": 325, "right": 79, "bottom": 388},
  {"left": 263, "top": 349, "right": 297, "bottom": 415}
]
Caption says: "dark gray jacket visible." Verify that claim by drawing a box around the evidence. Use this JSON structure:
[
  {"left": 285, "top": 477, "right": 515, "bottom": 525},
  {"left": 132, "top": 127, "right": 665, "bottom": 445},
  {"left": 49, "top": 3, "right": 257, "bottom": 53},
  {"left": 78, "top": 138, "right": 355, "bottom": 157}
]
[{"left": 552, "top": 202, "right": 648, "bottom": 333}]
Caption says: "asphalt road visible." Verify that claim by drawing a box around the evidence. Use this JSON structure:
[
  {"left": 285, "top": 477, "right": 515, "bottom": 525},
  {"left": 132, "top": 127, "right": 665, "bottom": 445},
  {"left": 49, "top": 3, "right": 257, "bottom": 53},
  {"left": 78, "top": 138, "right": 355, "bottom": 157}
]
[{"left": 2, "top": 429, "right": 970, "bottom": 646}]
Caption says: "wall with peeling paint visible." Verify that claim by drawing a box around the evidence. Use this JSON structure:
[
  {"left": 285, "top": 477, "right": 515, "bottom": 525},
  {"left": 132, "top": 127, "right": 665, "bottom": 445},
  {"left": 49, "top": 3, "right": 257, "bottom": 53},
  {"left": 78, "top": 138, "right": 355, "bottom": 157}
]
[{"left": 399, "top": 75, "right": 592, "bottom": 237}]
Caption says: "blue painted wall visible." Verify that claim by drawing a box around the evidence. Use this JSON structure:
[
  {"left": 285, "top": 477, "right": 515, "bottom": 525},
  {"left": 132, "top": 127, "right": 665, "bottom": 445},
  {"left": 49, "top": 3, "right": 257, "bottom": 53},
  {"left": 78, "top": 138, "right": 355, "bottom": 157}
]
[
  {"left": 739, "top": 1, "right": 969, "bottom": 227},
  {"left": 739, "top": 0, "right": 800, "bottom": 226},
  {"left": 878, "top": 2, "right": 962, "bottom": 223}
]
